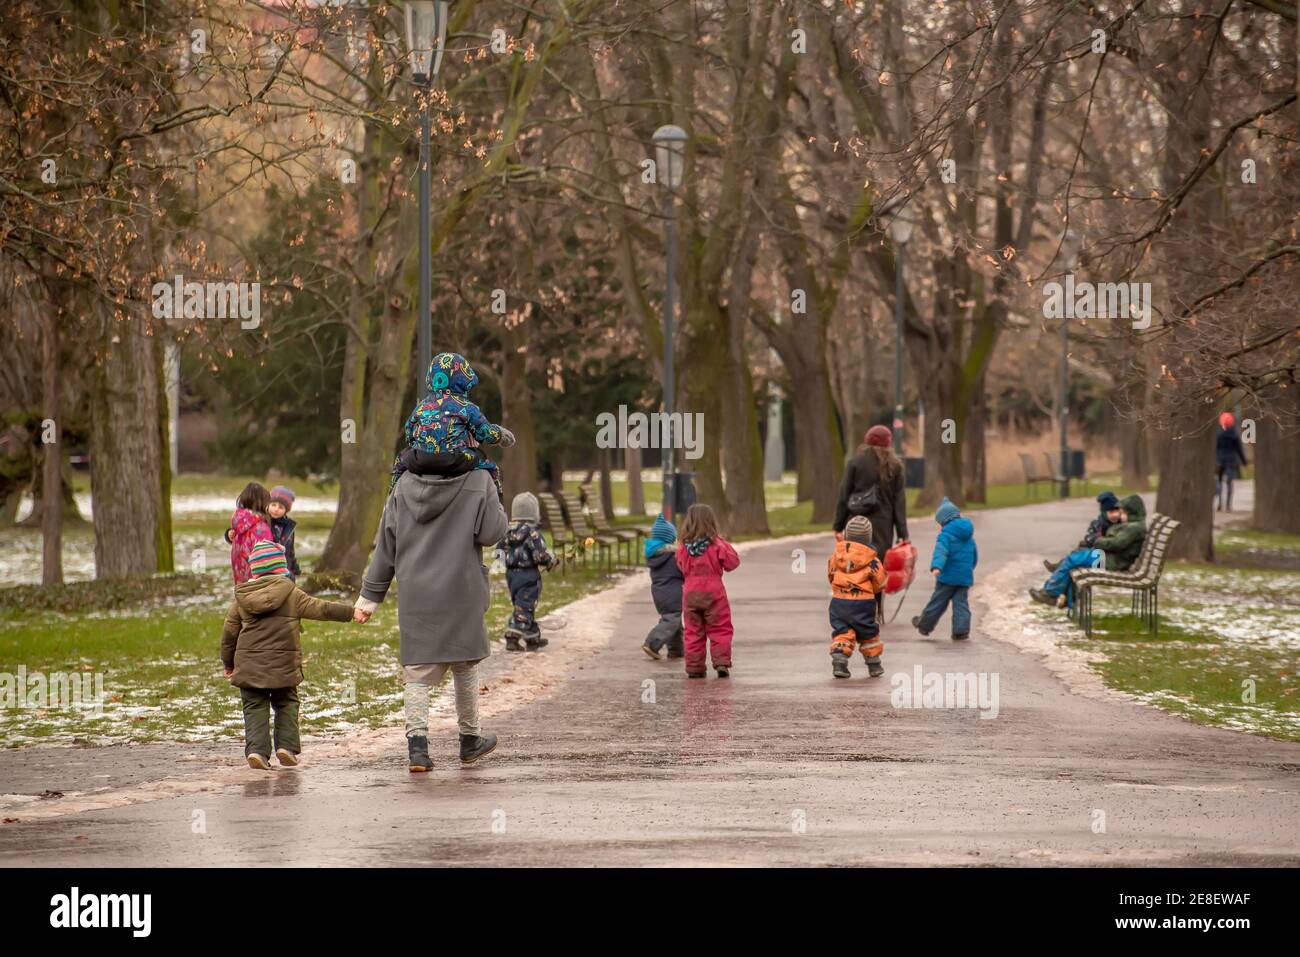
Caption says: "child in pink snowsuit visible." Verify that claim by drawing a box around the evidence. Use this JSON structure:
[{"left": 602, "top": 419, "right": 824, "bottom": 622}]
[
  {"left": 228, "top": 482, "right": 274, "bottom": 584},
  {"left": 674, "top": 504, "right": 740, "bottom": 679}
]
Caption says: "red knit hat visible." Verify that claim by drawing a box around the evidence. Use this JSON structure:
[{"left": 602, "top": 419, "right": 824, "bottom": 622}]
[
  {"left": 1218, "top": 411, "right": 1235, "bottom": 429},
  {"left": 864, "top": 425, "right": 893, "bottom": 448}
]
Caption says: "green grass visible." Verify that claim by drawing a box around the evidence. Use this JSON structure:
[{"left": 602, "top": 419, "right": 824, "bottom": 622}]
[
  {"left": 0, "top": 557, "right": 626, "bottom": 747},
  {"left": 1063, "top": 558, "right": 1300, "bottom": 741}
]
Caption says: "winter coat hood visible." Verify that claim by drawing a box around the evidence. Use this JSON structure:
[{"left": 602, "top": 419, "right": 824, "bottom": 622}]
[
  {"left": 935, "top": 497, "right": 961, "bottom": 526},
  {"left": 1119, "top": 494, "right": 1146, "bottom": 524},
  {"left": 236, "top": 575, "right": 295, "bottom": 614},
  {"left": 232, "top": 507, "right": 269, "bottom": 536},
  {"left": 394, "top": 471, "right": 477, "bottom": 524},
  {"left": 424, "top": 351, "right": 479, "bottom": 395},
  {"left": 685, "top": 537, "right": 712, "bottom": 557}
]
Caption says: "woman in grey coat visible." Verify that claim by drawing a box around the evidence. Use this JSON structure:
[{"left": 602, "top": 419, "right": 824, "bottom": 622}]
[{"left": 354, "top": 468, "right": 509, "bottom": 772}]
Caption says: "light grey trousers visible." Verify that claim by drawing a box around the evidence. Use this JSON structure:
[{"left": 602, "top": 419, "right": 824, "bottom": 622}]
[{"left": 403, "top": 661, "right": 480, "bottom": 738}]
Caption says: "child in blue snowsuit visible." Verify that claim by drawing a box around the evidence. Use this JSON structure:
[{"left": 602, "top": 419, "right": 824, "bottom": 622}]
[
  {"left": 501, "top": 492, "right": 558, "bottom": 651},
  {"left": 912, "top": 497, "right": 977, "bottom": 641},
  {"left": 391, "top": 352, "right": 515, "bottom": 499},
  {"left": 641, "top": 514, "right": 685, "bottom": 660}
]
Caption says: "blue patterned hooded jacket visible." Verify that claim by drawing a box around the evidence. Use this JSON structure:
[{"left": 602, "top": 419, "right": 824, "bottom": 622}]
[{"left": 391, "top": 352, "right": 505, "bottom": 489}]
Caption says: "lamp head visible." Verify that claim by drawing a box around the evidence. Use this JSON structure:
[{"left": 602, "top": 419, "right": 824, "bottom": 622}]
[
  {"left": 405, "top": 1, "right": 450, "bottom": 84},
  {"left": 652, "top": 124, "right": 688, "bottom": 190}
]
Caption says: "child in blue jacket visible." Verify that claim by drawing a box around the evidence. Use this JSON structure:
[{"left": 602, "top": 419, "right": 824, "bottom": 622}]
[
  {"left": 641, "top": 514, "right": 684, "bottom": 660},
  {"left": 912, "top": 497, "right": 977, "bottom": 641}
]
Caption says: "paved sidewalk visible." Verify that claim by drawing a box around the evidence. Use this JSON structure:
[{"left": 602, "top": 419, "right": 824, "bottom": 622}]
[{"left": 2, "top": 494, "right": 1297, "bottom": 866}]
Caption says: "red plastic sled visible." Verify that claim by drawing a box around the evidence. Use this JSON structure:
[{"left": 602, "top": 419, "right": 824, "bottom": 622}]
[{"left": 883, "top": 541, "right": 917, "bottom": 595}]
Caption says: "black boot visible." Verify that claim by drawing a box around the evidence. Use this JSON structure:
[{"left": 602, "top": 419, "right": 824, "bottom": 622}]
[
  {"left": 865, "top": 657, "right": 885, "bottom": 678},
  {"left": 460, "top": 732, "right": 498, "bottom": 765},
  {"left": 525, "top": 635, "right": 548, "bottom": 651},
  {"left": 831, "top": 653, "right": 851, "bottom": 679},
  {"left": 1043, "top": 559, "right": 1060, "bottom": 573},
  {"left": 407, "top": 734, "right": 433, "bottom": 773},
  {"left": 504, "top": 634, "right": 523, "bottom": 652}
]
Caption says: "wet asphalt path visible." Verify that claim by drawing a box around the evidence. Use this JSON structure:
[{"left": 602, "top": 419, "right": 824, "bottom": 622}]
[{"left": 2, "top": 495, "right": 1297, "bottom": 866}]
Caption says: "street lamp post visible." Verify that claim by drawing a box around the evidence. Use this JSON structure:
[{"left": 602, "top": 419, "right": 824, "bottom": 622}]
[
  {"left": 887, "top": 206, "right": 915, "bottom": 454},
  {"left": 652, "top": 124, "right": 687, "bottom": 519},
  {"left": 404, "top": 1, "right": 450, "bottom": 381},
  {"left": 1058, "top": 229, "right": 1083, "bottom": 499}
]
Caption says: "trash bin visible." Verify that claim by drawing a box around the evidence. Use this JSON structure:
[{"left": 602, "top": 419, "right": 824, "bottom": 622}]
[
  {"left": 672, "top": 472, "right": 697, "bottom": 520},
  {"left": 904, "top": 456, "right": 926, "bottom": 490},
  {"left": 1067, "top": 449, "right": 1086, "bottom": 480}
]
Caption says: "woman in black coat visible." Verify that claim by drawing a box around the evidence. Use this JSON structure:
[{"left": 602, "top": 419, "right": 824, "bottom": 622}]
[{"left": 833, "top": 424, "right": 910, "bottom": 569}]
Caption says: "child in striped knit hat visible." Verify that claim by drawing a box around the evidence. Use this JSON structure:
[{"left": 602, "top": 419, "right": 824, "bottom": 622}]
[{"left": 220, "top": 541, "right": 358, "bottom": 769}]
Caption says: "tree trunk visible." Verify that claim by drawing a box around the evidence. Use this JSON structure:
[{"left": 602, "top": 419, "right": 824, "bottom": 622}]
[
  {"left": 546, "top": 451, "right": 565, "bottom": 494},
  {"left": 154, "top": 330, "right": 174, "bottom": 574},
  {"left": 1151, "top": 26, "right": 1218, "bottom": 563},
  {"left": 40, "top": 303, "right": 62, "bottom": 586},
  {"left": 1117, "top": 345, "right": 1152, "bottom": 489},
  {"left": 962, "top": 376, "right": 989, "bottom": 504},
  {"left": 625, "top": 445, "right": 645, "bottom": 516},
  {"left": 88, "top": 305, "right": 161, "bottom": 580},
  {"left": 1252, "top": 387, "right": 1300, "bottom": 534},
  {"left": 1154, "top": 407, "right": 1215, "bottom": 561},
  {"left": 316, "top": 279, "right": 416, "bottom": 584},
  {"left": 597, "top": 446, "right": 615, "bottom": 521},
  {"left": 498, "top": 328, "right": 537, "bottom": 507}
]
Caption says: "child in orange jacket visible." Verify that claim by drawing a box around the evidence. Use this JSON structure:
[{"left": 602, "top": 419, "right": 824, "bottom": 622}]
[{"left": 828, "top": 515, "right": 889, "bottom": 678}]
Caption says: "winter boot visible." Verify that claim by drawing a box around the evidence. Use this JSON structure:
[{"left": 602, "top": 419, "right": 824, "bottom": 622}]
[
  {"left": 525, "top": 635, "right": 549, "bottom": 651},
  {"left": 865, "top": 656, "right": 884, "bottom": 678},
  {"left": 952, "top": 632, "right": 970, "bottom": 641},
  {"left": 831, "top": 652, "right": 852, "bottom": 679},
  {"left": 1043, "top": 559, "right": 1060, "bottom": 573},
  {"left": 1029, "top": 587, "right": 1056, "bottom": 607},
  {"left": 911, "top": 615, "right": 931, "bottom": 636},
  {"left": 642, "top": 642, "right": 663, "bottom": 660},
  {"left": 460, "top": 732, "right": 498, "bottom": 765},
  {"left": 407, "top": 734, "right": 434, "bottom": 773},
  {"left": 686, "top": 671, "right": 707, "bottom": 679},
  {"left": 715, "top": 666, "right": 730, "bottom": 678},
  {"left": 504, "top": 633, "right": 524, "bottom": 652}
]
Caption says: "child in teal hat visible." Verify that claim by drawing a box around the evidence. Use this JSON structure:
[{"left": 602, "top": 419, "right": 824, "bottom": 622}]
[{"left": 641, "top": 514, "right": 684, "bottom": 660}]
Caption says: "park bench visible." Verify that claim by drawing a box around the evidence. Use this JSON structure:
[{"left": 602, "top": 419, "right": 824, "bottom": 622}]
[
  {"left": 1042, "top": 450, "right": 1071, "bottom": 493},
  {"left": 536, "top": 491, "right": 577, "bottom": 574},
  {"left": 557, "top": 490, "right": 621, "bottom": 571},
  {"left": 1018, "top": 452, "right": 1054, "bottom": 497},
  {"left": 579, "top": 482, "right": 650, "bottom": 564},
  {"left": 1068, "top": 513, "right": 1180, "bottom": 638}
]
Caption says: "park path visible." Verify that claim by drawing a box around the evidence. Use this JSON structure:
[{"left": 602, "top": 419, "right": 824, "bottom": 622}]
[{"left": 2, "top": 492, "right": 1297, "bottom": 866}]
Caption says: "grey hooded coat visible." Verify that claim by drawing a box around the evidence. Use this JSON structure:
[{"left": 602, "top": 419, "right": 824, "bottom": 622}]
[{"left": 360, "top": 469, "right": 509, "bottom": 665}]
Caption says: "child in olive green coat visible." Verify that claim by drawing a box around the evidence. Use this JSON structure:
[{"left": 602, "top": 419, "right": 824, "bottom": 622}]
[{"left": 221, "top": 541, "right": 356, "bottom": 769}]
